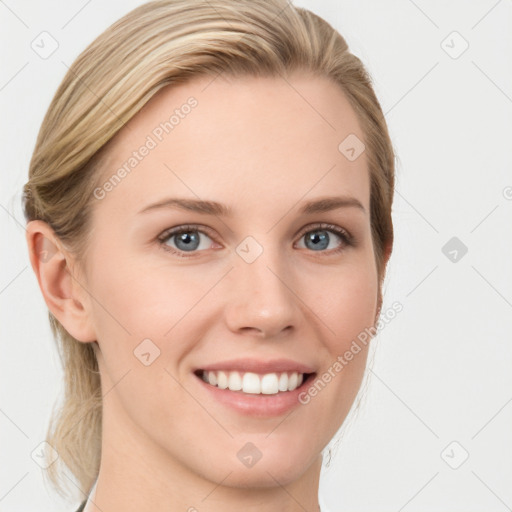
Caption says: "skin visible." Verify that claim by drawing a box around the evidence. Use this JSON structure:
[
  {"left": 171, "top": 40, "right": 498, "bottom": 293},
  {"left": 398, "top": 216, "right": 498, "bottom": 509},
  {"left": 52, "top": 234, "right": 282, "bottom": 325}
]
[{"left": 26, "top": 72, "right": 391, "bottom": 512}]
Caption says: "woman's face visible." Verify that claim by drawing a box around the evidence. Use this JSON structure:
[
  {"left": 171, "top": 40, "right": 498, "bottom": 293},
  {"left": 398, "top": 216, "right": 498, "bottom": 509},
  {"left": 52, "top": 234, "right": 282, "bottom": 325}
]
[{"left": 78, "top": 72, "right": 379, "bottom": 487}]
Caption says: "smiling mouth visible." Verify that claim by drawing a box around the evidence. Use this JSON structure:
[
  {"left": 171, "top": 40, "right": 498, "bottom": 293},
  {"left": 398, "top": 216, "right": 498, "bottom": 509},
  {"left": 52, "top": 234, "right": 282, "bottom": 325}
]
[{"left": 194, "top": 369, "right": 315, "bottom": 395}]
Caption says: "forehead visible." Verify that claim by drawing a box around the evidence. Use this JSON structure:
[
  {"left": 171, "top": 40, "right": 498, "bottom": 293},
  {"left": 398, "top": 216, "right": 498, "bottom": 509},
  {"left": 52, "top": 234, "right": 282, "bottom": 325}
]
[{"left": 94, "top": 72, "right": 369, "bottom": 218}]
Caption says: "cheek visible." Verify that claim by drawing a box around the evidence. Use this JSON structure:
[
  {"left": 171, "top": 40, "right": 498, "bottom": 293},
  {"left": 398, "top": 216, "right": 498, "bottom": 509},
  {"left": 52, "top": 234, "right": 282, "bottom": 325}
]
[
  {"left": 87, "top": 243, "right": 206, "bottom": 340},
  {"left": 301, "top": 255, "right": 377, "bottom": 418},
  {"left": 85, "top": 249, "right": 203, "bottom": 432},
  {"left": 306, "top": 256, "right": 378, "bottom": 350},
  {"left": 84, "top": 243, "right": 224, "bottom": 405}
]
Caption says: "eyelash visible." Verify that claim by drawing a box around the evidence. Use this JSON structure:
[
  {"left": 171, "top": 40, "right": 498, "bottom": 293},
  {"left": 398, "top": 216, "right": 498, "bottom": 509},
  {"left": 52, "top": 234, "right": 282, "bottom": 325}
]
[{"left": 156, "top": 223, "right": 354, "bottom": 258}]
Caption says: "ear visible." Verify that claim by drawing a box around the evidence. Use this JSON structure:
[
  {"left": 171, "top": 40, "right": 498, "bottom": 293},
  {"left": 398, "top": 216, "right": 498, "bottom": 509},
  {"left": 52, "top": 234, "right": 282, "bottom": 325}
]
[
  {"left": 25, "top": 220, "right": 96, "bottom": 343},
  {"left": 375, "top": 238, "right": 393, "bottom": 323},
  {"left": 381, "top": 238, "right": 393, "bottom": 272}
]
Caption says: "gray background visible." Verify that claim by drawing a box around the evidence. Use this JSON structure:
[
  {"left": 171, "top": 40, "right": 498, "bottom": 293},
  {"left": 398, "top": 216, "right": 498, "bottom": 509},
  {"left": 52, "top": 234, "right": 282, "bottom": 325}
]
[{"left": 1, "top": 0, "right": 511, "bottom": 510}]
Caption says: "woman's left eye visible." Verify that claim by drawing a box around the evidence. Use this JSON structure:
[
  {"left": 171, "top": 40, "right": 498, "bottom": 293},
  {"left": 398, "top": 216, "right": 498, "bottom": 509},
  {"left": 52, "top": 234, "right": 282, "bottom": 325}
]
[
  {"left": 295, "top": 223, "right": 353, "bottom": 253},
  {"left": 157, "top": 223, "right": 353, "bottom": 257}
]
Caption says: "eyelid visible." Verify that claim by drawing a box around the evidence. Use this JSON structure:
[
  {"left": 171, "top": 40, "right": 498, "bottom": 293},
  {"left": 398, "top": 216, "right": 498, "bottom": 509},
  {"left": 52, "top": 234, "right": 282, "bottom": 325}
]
[
  {"left": 295, "top": 222, "right": 353, "bottom": 244},
  {"left": 158, "top": 223, "right": 216, "bottom": 241}
]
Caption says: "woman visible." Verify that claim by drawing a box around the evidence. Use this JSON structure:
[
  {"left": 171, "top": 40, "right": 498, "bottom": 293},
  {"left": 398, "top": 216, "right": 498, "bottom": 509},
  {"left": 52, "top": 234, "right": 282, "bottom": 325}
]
[{"left": 23, "top": 0, "right": 395, "bottom": 510}]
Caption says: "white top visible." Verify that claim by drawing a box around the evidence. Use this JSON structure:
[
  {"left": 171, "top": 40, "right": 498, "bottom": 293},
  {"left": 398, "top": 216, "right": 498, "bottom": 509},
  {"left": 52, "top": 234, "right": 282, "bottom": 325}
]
[{"left": 82, "top": 479, "right": 332, "bottom": 511}]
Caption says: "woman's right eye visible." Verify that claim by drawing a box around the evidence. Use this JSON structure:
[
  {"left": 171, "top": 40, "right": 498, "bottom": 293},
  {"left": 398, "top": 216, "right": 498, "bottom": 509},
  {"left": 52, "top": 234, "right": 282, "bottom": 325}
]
[{"left": 157, "top": 225, "right": 216, "bottom": 257}]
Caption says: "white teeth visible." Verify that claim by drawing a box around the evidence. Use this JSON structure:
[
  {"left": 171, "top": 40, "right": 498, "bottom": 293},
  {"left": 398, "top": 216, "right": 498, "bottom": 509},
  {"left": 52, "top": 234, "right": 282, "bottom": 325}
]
[
  {"left": 217, "top": 370, "right": 228, "bottom": 389},
  {"left": 201, "top": 370, "right": 305, "bottom": 394},
  {"left": 228, "top": 371, "right": 242, "bottom": 391},
  {"left": 287, "top": 372, "right": 298, "bottom": 391},
  {"left": 208, "top": 371, "right": 217, "bottom": 386},
  {"left": 242, "top": 372, "right": 261, "bottom": 394},
  {"left": 278, "top": 372, "right": 288, "bottom": 392},
  {"left": 261, "top": 373, "right": 279, "bottom": 394}
]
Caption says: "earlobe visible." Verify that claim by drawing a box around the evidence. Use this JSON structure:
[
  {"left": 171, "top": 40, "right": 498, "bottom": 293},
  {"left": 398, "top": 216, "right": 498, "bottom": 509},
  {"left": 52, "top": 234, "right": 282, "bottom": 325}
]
[
  {"left": 25, "top": 220, "right": 96, "bottom": 343},
  {"left": 383, "top": 238, "right": 393, "bottom": 266},
  {"left": 375, "top": 239, "right": 393, "bottom": 325}
]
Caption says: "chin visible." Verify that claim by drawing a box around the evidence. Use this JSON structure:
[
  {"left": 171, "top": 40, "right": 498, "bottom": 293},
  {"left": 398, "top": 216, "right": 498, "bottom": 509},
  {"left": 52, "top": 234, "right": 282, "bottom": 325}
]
[{"left": 200, "top": 444, "right": 319, "bottom": 489}]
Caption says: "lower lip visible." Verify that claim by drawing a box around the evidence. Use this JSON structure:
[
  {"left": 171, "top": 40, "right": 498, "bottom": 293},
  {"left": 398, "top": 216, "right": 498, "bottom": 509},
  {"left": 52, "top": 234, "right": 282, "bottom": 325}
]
[{"left": 194, "top": 372, "right": 316, "bottom": 417}]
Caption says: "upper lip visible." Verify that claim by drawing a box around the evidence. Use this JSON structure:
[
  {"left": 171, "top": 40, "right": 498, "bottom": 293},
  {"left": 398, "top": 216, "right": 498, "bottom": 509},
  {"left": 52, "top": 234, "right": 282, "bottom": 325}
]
[{"left": 195, "top": 358, "right": 316, "bottom": 374}]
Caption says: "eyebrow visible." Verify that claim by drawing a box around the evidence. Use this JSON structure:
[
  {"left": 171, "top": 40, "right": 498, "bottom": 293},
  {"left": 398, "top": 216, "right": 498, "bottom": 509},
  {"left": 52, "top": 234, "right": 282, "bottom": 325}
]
[{"left": 138, "top": 195, "right": 366, "bottom": 216}]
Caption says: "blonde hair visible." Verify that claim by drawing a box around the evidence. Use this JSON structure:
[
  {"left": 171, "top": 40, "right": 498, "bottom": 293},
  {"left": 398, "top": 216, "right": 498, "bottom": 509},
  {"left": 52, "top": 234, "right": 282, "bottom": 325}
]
[{"left": 23, "top": 0, "right": 395, "bottom": 500}]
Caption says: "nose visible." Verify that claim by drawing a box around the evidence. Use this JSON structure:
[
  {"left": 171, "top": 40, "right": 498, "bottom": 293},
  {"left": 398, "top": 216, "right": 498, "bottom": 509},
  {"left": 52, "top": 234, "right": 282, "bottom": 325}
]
[{"left": 223, "top": 249, "right": 302, "bottom": 339}]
